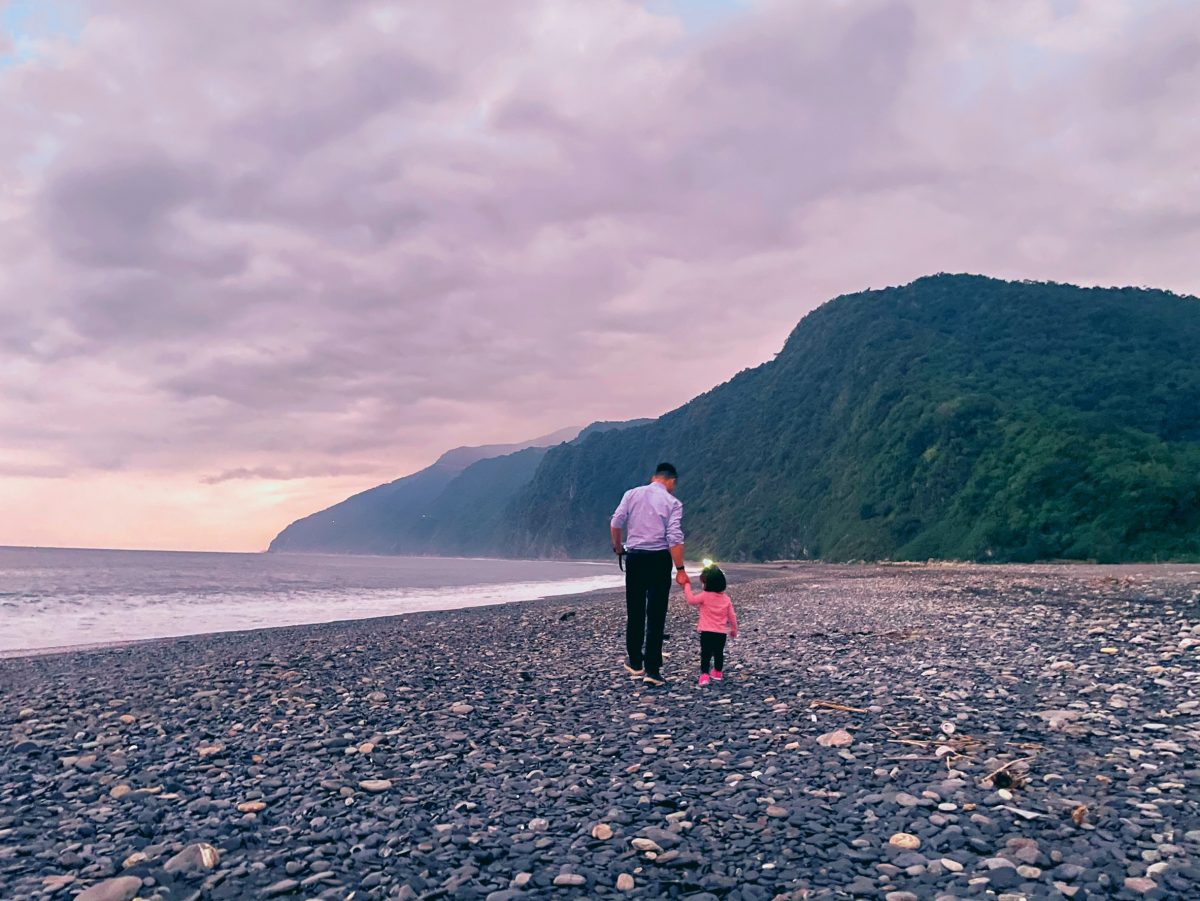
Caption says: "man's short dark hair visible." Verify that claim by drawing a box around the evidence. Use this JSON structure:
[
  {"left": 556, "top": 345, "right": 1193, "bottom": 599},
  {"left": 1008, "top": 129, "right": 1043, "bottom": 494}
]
[{"left": 655, "top": 462, "right": 678, "bottom": 479}]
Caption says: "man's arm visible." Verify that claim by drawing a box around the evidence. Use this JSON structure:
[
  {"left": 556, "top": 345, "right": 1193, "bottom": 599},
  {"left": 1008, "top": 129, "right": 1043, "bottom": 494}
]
[
  {"left": 668, "top": 500, "right": 687, "bottom": 584},
  {"left": 672, "top": 543, "right": 687, "bottom": 584},
  {"left": 610, "top": 491, "right": 631, "bottom": 554}
]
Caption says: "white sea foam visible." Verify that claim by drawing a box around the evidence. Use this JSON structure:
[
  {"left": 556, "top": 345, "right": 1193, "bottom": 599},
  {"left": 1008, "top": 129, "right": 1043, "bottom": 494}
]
[{"left": 0, "top": 548, "right": 623, "bottom": 653}]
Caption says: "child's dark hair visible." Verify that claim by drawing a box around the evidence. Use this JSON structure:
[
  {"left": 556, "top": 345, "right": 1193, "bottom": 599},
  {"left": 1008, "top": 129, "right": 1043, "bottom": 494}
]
[{"left": 701, "top": 565, "right": 727, "bottom": 593}]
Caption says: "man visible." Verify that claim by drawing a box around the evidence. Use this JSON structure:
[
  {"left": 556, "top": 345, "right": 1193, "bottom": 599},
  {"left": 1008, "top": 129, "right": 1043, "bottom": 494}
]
[{"left": 610, "top": 462, "right": 688, "bottom": 686}]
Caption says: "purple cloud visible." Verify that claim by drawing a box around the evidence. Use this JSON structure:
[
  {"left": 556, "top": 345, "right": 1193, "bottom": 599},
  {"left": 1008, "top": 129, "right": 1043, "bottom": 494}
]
[{"left": 1, "top": 0, "right": 1198, "bottom": 549}]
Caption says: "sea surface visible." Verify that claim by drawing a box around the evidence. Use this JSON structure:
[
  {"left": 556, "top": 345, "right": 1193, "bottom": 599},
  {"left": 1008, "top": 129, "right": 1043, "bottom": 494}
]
[{"left": 0, "top": 546, "right": 624, "bottom": 655}]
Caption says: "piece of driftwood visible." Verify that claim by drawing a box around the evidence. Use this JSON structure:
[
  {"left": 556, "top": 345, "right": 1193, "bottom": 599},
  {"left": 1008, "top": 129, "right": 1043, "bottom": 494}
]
[
  {"left": 809, "top": 700, "right": 869, "bottom": 713},
  {"left": 982, "top": 755, "right": 1038, "bottom": 785}
]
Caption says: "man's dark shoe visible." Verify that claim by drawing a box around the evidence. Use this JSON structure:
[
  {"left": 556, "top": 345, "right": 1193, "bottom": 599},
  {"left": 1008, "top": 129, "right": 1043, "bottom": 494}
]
[{"left": 642, "top": 671, "right": 666, "bottom": 687}]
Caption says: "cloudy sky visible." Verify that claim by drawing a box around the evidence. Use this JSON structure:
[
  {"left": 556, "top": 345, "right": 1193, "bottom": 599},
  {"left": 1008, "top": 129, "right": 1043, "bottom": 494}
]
[{"left": 1, "top": 0, "right": 1197, "bottom": 552}]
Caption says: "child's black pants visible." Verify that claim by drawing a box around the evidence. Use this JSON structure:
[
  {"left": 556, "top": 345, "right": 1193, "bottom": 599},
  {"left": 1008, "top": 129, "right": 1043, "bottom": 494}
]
[{"left": 700, "top": 631, "right": 726, "bottom": 673}]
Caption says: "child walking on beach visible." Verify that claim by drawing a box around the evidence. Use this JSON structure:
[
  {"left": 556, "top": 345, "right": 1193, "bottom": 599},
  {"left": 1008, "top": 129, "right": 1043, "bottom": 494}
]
[{"left": 683, "top": 563, "right": 737, "bottom": 686}]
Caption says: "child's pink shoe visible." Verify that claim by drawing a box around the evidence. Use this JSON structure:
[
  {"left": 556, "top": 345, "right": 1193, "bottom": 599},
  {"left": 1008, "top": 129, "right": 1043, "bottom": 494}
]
[
  {"left": 711, "top": 670, "right": 723, "bottom": 681},
  {"left": 697, "top": 673, "right": 710, "bottom": 686}
]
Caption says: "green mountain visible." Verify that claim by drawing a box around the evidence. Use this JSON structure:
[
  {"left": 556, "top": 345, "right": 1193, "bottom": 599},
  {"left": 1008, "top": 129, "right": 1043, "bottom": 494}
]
[
  {"left": 267, "top": 427, "right": 581, "bottom": 554},
  {"left": 268, "top": 421, "right": 651, "bottom": 555},
  {"left": 504, "top": 274, "right": 1200, "bottom": 562}
]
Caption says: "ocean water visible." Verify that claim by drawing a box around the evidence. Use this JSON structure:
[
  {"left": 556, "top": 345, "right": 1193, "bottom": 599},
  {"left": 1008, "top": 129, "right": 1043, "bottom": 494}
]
[{"left": 0, "top": 547, "right": 624, "bottom": 655}]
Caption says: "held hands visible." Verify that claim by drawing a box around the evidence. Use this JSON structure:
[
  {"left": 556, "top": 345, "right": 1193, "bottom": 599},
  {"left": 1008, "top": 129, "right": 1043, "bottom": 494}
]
[{"left": 675, "top": 569, "right": 690, "bottom": 587}]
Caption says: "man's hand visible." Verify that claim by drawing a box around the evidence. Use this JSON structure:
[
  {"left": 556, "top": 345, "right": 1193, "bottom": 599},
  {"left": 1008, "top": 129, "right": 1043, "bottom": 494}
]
[
  {"left": 675, "top": 569, "right": 690, "bottom": 587},
  {"left": 610, "top": 526, "right": 624, "bottom": 558}
]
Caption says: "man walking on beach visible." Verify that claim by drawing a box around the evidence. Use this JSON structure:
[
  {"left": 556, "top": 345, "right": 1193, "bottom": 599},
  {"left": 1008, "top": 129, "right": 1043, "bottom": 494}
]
[{"left": 610, "top": 462, "right": 687, "bottom": 686}]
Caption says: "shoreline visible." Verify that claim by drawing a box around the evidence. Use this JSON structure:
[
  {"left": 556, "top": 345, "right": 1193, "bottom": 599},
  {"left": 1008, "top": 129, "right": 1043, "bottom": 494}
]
[
  {"left": 3, "top": 563, "right": 1198, "bottom": 900},
  {"left": 0, "top": 556, "right": 636, "bottom": 660},
  {"left": 5, "top": 559, "right": 1193, "bottom": 663},
  {"left": 0, "top": 561, "right": 775, "bottom": 662},
  {"left": 0, "top": 580, "right": 632, "bottom": 662}
]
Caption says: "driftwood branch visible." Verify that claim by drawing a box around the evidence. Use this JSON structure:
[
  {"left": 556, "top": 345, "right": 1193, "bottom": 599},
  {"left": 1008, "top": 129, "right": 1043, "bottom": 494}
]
[
  {"left": 982, "top": 755, "right": 1038, "bottom": 784},
  {"left": 809, "top": 700, "right": 869, "bottom": 713}
]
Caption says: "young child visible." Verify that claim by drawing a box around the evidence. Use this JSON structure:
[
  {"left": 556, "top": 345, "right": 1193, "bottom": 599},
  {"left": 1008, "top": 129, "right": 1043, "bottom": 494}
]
[{"left": 682, "top": 563, "right": 737, "bottom": 686}]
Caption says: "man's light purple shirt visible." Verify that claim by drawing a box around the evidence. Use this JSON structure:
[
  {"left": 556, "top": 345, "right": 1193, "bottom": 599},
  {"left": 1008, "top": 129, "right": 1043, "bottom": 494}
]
[{"left": 611, "top": 482, "right": 684, "bottom": 551}]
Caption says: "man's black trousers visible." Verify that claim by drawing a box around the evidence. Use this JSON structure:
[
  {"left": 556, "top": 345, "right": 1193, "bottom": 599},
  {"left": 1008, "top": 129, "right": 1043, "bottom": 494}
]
[{"left": 624, "top": 549, "right": 672, "bottom": 674}]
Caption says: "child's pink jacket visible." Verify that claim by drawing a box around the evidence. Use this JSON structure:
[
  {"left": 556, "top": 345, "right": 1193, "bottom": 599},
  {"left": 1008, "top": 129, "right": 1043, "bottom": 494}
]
[{"left": 683, "top": 583, "right": 738, "bottom": 636}]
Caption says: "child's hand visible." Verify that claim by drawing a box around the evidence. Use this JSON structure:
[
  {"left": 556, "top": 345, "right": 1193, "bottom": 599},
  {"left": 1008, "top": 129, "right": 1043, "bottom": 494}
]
[{"left": 730, "top": 630, "right": 738, "bottom": 640}]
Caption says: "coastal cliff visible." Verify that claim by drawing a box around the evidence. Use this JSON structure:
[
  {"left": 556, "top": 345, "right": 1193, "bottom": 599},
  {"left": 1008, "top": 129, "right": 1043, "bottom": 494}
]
[{"left": 273, "top": 275, "right": 1200, "bottom": 563}]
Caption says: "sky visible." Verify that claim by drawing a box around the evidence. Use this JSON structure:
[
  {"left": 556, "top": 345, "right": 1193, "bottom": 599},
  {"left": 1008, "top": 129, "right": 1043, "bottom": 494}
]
[{"left": 1, "top": 0, "right": 1198, "bottom": 552}]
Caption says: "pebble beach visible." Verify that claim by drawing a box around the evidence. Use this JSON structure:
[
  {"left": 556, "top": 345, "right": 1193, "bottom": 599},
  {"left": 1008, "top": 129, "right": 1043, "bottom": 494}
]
[{"left": 2, "top": 563, "right": 1199, "bottom": 901}]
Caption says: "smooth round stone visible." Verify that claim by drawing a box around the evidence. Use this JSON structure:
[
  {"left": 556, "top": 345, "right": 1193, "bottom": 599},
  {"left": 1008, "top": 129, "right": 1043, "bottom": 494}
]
[
  {"left": 817, "top": 729, "right": 854, "bottom": 748},
  {"left": 1124, "top": 877, "right": 1157, "bottom": 894},
  {"left": 358, "top": 780, "right": 392, "bottom": 793},
  {"left": 987, "top": 867, "right": 1022, "bottom": 890},
  {"left": 889, "top": 833, "right": 921, "bottom": 850},
  {"left": 846, "top": 876, "right": 877, "bottom": 894},
  {"left": 75, "top": 877, "right": 143, "bottom": 901},
  {"left": 262, "top": 878, "right": 300, "bottom": 896},
  {"left": 164, "top": 843, "right": 220, "bottom": 875}
]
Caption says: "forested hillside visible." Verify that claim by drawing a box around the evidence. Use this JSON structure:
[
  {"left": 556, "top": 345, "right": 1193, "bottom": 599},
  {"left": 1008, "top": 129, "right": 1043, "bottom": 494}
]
[
  {"left": 267, "top": 428, "right": 581, "bottom": 554},
  {"left": 269, "top": 422, "right": 649, "bottom": 555},
  {"left": 504, "top": 275, "right": 1200, "bottom": 562}
]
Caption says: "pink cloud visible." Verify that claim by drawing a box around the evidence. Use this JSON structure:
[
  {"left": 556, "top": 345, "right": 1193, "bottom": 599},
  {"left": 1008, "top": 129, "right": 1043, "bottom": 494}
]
[{"left": 0, "top": 0, "right": 1197, "bottom": 550}]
